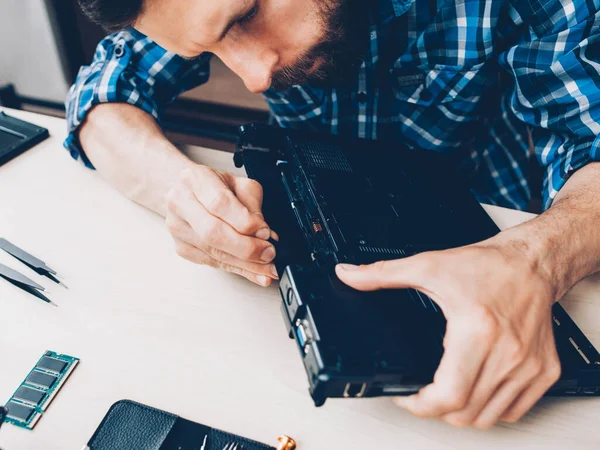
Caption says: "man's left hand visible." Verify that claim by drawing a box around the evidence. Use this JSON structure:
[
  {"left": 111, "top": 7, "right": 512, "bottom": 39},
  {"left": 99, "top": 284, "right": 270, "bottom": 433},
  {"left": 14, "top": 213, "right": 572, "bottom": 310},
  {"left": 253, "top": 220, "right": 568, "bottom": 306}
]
[{"left": 336, "top": 236, "right": 562, "bottom": 429}]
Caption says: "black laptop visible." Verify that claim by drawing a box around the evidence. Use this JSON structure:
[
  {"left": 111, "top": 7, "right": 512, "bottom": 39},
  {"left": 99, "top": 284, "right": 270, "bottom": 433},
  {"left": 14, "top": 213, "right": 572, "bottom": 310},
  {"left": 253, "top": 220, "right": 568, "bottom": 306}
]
[{"left": 234, "top": 123, "right": 600, "bottom": 407}]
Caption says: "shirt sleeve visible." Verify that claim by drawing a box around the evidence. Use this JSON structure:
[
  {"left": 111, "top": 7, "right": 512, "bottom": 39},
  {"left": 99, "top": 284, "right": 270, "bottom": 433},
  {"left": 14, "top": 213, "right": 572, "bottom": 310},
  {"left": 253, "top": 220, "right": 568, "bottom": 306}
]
[
  {"left": 64, "top": 27, "right": 211, "bottom": 167},
  {"left": 499, "top": 0, "right": 600, "bottom": 209}
]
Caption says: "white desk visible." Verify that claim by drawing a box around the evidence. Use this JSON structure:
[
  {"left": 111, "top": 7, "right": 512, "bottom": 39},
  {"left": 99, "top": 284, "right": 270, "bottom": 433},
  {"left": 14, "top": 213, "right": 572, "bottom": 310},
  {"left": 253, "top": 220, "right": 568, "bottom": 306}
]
[{"left": 0, "top": 109, "right": 599, "bottom": 450}]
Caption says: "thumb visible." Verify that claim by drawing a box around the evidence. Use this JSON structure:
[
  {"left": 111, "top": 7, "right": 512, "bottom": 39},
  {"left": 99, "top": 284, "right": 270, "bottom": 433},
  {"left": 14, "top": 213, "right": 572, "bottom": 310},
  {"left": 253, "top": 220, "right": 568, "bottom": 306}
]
[{"left": 335, "top": 255, "right": 430, "bottom": 292}]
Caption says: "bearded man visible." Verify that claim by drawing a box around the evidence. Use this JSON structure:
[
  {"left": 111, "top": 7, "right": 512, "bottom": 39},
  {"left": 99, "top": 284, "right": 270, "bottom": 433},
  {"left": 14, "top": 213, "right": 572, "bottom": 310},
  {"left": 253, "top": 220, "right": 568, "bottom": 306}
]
[{"left": 66, "top": 0, "right": 600, "bottom": 428}]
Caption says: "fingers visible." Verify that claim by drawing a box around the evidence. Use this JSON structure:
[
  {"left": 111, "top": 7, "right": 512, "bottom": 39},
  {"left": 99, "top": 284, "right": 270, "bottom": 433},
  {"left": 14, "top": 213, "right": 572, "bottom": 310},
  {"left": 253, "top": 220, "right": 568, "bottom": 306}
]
[
  {"left": 172, "top": 218, "right": 278, "bottom": 280},
  {"left": 470, "top": 370, "right": 535, "bottom": 429},
  {"left": 393, "top": 315, "right": 491, "bottom": 418},
  {"left": 166, "top": 167, "right": 278, "bottom": 286},
  {"left": 167, "top": 212, "right": 277, "bottom": 274},
  {"left": 168, "top": 187, "right": 276, "bottom": 264},
  {"left": 182, "top": 168, "right": 271, "bottom": 239},
  {"left": 336, "top": 254, "right": 434, "bottom": 292},
  {"left": 227, "top": 175, "right": 264, "bottom": 215},
  {"left": 395, "top": 315, "right": 560, "bottom": 428},
  {"left": 500, "top": 350, "right": 561, "bottom": 424},
  {"left": 441, "top": 331, "right": 533, "bottom": 427},
  {"left": 172, "top": 238, "right": 276, "bottom": 287},
  {"left": 471, "top": 318, "right": 560, "bottom": 428},
  {"left": 441, "top": 319, "right": 559, "bottom": 429},
  {"left": 226, "top": 174, "right": 273, "bottom": 240}
]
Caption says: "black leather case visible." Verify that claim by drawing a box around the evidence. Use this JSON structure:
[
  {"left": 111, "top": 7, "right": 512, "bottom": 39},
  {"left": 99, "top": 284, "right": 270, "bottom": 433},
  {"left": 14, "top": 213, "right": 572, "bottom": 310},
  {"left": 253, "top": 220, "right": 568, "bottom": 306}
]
[
  {"left": 0, "top": 111, "right": 49, "bottom": 167},
  {"left": 0, "top": 406, "right": 7, "bottom": 430},
  {"left": 86, "top": 400, "right": 275, "bottom": 450}
]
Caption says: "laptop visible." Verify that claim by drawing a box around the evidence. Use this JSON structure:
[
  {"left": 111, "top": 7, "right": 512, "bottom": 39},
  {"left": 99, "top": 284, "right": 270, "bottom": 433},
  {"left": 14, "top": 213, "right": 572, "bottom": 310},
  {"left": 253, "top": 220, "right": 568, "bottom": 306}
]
[{"left": 234, "top": 123, "right": 600, "bottom": 406}]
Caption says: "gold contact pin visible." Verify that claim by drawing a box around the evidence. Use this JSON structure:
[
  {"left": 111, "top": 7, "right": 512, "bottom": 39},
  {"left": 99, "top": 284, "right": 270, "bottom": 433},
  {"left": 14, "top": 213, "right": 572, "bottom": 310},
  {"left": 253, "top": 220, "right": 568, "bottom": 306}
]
[
  {"left": 312, "top": 222, "right": 323, "bottom": 233},
  {"left": 276, "top": 435, "right": 297, "bottom": 450}
]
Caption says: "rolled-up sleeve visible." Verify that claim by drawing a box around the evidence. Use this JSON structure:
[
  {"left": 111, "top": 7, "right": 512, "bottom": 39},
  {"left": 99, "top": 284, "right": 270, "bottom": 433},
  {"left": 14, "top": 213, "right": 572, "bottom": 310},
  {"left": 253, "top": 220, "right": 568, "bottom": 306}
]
[
  {"left": 500, "top": 1, "right": 600, "bottom": 209},
  {"left": 64, "top": 27, "right": 211, "bottom": 167}
]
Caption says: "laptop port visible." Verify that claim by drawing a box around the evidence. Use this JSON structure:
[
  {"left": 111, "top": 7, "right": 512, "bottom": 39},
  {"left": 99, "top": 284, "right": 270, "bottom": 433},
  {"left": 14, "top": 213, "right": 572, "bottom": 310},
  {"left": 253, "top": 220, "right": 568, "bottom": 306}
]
[
  {"left": 286, "top": 287, "right": 296, "bottom": 306},
  {"left": 296, "top": 323, "right": 308, "bottom": 348},
  {"left": 344, "top": 383, "right": 367, "bottom": 398},
  {"left": 382, "top": 384, "right": 423, "bottom": 395}
]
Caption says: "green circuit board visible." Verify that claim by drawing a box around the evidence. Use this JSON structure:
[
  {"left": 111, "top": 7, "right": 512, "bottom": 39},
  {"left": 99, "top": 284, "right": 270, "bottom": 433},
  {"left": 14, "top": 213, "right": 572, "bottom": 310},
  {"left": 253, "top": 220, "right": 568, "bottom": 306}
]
[{"left": 4, "top": 351, "right": 79, "bottom": 429}]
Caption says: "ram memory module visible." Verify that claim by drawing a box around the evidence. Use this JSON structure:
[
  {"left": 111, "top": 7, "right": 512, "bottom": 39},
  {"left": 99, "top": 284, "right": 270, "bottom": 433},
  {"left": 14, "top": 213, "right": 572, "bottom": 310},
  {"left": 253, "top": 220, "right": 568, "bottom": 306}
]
[{"left": 4, "top": 351, "right": 79, "bottom": 429}]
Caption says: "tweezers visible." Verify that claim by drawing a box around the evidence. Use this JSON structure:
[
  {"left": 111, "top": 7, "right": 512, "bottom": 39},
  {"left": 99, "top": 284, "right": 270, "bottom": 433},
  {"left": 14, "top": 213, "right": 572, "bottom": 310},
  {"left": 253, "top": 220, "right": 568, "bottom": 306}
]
[
  {"left": 0, "top": 263, "right": 56, "bottom": 306},
  {"left": 0, "top": 238, "right": 67, "bottom": 288}
]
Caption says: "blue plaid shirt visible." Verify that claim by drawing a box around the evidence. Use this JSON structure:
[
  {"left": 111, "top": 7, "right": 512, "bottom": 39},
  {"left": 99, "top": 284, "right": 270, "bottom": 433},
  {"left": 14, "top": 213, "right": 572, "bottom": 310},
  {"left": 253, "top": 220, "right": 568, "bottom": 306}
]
[{"left": 65, "top": 0, "right": 600, "bottom": 211}]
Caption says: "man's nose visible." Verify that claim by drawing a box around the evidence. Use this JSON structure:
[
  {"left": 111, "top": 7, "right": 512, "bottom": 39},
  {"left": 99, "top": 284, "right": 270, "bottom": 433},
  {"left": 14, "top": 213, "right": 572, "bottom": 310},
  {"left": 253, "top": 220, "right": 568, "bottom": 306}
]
[{"left": 226, "top": 48, "right": 279, "bottom": 94}]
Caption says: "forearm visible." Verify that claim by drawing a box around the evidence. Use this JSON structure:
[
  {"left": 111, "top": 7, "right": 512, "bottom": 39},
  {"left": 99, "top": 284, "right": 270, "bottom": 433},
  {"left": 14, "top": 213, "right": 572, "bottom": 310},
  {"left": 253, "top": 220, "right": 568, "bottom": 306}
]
[
  {"left": 79, "top": 103, "right": 195, "bottom": 216},
  {"left": 494, "top": 162, "right": 600, "bottom": 300}
]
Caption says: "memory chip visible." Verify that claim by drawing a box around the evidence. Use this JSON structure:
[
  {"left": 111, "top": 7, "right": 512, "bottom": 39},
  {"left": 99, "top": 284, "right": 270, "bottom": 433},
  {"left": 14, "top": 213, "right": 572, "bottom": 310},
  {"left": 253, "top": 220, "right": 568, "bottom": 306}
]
[
  {"left": 13, "top": 386, "right": 45, "bottom": 406},
  {"left": 26, "top": 371, "right": 57, "bottom": 389},
  {"left": 36, "top": 357, "right": 67, "bottom": 374},
  {"left": 4, "top": 351, "right": 79, "bottom": 430},
  {"left": 5, "top": 401, "right": 35, "bottom": 422}
]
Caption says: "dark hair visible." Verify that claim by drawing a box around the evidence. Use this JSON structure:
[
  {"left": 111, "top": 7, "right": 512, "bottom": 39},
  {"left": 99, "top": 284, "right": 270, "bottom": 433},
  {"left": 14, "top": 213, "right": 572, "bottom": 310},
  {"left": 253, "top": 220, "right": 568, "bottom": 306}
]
[{"left": 78, "top": 0, "right": 144, "bottom": 31}]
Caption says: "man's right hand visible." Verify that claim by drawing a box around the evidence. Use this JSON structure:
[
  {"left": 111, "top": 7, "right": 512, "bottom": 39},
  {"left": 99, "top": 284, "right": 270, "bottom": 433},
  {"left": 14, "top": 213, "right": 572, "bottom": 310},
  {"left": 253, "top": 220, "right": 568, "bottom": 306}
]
[
  {"left": 165, "top": 165, "right": 278, "bottom": 286},
  {"left": 78, "top": 104, "right": 277, "bottom": 286}
]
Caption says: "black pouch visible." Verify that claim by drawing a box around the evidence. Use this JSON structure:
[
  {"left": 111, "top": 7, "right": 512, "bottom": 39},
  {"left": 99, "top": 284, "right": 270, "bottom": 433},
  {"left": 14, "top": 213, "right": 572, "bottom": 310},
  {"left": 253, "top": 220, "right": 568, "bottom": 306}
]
[
  {"left": 0, "top": 111, "right": 49, "bottom": 166},
  {"left": 0, "top": 405, "right": 7, "bottom": 430},
  {"left": 86, "top": 400, "right": 275, "bottom": 450}
]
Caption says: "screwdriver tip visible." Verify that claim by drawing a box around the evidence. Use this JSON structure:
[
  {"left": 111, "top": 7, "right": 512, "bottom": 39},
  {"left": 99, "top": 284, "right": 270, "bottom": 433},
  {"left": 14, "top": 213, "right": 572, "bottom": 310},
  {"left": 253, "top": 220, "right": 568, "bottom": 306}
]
[{"left": 59, "top": 281, "right": 69, "bottom": 289}]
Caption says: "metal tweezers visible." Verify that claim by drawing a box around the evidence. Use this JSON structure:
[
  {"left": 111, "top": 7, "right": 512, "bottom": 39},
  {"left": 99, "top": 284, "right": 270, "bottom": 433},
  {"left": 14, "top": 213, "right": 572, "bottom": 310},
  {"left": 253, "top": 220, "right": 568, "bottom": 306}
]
[
  {"left": 0, "top": 263, "right": 57, "bottom": 306},
  {"left": 0, "top": 238, "right": 67, "bottom": 288}
]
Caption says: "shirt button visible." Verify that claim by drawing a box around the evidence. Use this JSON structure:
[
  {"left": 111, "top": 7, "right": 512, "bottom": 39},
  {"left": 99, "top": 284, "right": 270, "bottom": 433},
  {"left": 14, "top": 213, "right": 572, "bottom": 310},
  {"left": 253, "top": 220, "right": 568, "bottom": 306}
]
[
  {"left": 357, "top": 92, "right": 368, "bottom": 103},
  {"left": 114, "top": 43, "right": 125, "bottom": 58}
]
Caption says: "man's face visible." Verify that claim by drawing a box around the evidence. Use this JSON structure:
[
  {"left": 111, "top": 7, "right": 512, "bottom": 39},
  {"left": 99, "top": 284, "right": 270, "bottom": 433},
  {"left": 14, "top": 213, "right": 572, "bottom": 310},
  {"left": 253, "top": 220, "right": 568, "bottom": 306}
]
[{"left": 135, "top": 0, "right": 370, "bottom": 93}]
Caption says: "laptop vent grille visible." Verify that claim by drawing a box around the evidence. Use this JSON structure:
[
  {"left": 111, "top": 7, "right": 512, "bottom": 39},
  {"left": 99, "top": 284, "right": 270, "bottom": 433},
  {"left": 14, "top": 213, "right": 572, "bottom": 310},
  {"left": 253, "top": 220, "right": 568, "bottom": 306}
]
[
  {"left": 358, "top": 246, "right": 407, "bottom": 256},
  {"left": 296, "top": 140, "right": 353, "bottom": 172}
]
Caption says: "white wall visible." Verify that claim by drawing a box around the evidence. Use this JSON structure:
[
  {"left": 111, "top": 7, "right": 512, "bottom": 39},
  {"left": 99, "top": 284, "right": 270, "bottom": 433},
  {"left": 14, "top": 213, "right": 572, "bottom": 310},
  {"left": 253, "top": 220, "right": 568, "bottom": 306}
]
[{"left": 0, "top": 0, "right": 70, "bottom": 104}]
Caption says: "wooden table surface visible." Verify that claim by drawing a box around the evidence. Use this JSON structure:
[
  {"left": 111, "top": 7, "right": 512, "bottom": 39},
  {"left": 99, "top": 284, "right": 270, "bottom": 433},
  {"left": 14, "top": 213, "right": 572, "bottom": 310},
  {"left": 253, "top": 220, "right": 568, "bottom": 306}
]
[{"left": 0, "top": 109, "right": 599, "bottom": 450}]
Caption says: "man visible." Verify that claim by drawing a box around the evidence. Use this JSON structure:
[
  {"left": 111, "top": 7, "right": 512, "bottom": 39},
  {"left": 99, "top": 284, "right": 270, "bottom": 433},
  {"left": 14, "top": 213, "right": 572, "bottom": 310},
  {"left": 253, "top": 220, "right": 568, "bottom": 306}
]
[{"left": 67, "top": 0, "right": 600, "bottom": 428}]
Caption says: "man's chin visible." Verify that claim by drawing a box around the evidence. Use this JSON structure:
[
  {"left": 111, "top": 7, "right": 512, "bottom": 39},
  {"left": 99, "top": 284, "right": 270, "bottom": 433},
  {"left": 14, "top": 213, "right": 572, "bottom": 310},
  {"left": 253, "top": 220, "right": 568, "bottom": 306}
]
[
  {"left": 270, "top": 75, "right": 333, "bottom": 92},
  {"left": 271, "top": 66, "right": 341, "bottom": 91}
]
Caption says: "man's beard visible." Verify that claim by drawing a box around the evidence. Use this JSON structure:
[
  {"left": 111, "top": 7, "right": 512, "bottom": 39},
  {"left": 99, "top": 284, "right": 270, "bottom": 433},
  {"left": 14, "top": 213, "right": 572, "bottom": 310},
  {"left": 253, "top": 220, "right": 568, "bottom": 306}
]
[{"left": 270, "top": 0, "right": 372, "bottom": 91}]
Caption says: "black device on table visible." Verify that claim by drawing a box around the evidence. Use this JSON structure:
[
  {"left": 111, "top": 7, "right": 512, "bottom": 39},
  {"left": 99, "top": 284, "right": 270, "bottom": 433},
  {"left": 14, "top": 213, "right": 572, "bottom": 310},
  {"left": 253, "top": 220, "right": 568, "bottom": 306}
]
[
  {"left": 234, "top": 123, "right": 600, "bottom": 407},
  {"left": 85, "top": 400, "right": 291, "bottom": 450},
  {"left": 0, "top": 111, "right": 49, "bottom": 166}
]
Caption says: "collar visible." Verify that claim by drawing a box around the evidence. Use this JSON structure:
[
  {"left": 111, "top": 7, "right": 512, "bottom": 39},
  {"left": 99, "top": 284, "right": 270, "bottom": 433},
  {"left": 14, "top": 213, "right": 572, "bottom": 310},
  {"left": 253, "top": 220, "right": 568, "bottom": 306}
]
[{"left": 379, "top": 0, "right": 415, "bottom": 24}]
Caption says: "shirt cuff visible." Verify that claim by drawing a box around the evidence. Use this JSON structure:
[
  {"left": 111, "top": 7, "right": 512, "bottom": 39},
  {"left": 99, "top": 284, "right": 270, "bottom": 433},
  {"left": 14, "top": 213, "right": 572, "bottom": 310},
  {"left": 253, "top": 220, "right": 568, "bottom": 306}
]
[{"left": 543, "top": 134, "right": 600, "bottom": 210}]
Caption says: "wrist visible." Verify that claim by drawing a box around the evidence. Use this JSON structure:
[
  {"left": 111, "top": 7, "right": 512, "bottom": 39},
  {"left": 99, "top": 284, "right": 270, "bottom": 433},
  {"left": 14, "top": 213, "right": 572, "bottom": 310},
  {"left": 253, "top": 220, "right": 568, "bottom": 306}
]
[{"left": 488, "top": 224, "right": 565, "bottom": 303}]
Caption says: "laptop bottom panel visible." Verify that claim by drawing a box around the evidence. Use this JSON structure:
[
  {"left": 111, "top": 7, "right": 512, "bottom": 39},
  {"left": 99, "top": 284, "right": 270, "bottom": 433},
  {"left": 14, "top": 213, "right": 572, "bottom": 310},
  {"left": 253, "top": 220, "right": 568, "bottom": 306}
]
[{"left": 234, "top": 123, "right": 600, "bottom": 406}]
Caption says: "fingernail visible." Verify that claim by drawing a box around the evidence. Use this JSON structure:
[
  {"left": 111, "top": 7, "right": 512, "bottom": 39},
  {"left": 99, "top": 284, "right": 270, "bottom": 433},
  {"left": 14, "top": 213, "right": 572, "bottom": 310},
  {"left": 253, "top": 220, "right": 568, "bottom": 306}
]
[
  {"left": 270, "top": 230, "right": 280, "bottom": 241},
  {"left": 337, "top": 264, "right": 359, "bottom": 271},
  {"left": 270, "top": 265, "right": 279, "bottom": 278},
  {"left": 256, "top": 227, "right": 270, "bottom": 240},
  {"left": 261, "top": 246, "right": 276, "bottom": 263},
  {"left": 257, "top": 275, "right": 269, "bottom": 286}
]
